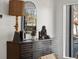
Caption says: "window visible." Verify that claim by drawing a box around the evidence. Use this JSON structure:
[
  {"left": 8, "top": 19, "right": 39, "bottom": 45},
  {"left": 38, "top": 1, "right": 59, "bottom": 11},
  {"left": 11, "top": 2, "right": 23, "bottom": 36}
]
[{"left": 63, "top": 4, "right": 78, "bottom": 58}]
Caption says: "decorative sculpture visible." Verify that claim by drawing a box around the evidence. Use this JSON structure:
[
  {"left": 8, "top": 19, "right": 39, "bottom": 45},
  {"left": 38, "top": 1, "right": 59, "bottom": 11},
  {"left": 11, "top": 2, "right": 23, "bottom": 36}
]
[{"left": 39, "top": 26, "right": 50, "bottom": 39}]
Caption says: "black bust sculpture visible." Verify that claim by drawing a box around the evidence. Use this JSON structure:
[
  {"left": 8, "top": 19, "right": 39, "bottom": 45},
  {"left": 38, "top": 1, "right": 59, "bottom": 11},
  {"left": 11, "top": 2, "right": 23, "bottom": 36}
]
[
  {"left": 41, "top": 26, "right": 47, "bottom": 36},
  {"left": 39, "top": 26, "right": 50, "bottom": 39}
]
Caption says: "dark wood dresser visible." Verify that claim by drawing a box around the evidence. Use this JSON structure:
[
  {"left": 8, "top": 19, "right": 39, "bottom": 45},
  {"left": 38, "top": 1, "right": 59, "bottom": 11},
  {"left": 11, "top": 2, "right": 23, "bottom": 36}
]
[
  {"left": 7, "top": 39, "right": 55, "bottom": 59},
  {"left": 7, "top": 41, "right": 33, "bottom": 59}
]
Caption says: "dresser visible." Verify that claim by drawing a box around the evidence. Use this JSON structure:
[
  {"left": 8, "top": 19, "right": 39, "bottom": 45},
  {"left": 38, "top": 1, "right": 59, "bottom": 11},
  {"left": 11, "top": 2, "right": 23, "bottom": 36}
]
[
  {"left": 7, "top": 38, "right": 56, "bottom": 59},
  {"left": 7, "top": 41, "right": 33, "bottom": 59}
]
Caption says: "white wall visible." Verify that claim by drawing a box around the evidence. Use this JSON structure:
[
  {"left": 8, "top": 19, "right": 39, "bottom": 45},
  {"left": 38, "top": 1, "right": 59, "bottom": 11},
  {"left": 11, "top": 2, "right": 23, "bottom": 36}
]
[
  {"left": 0, "top": 0, "right": 16, "bottom": 59},
  {"left": 55, "top": 0, "right": 78, "bottom": 59},
  {"left": 36, "top": 0, "right": 55, "bottom": 38},
  {"left": 0, "top": 0, "right": 55, "bottom": 59}
]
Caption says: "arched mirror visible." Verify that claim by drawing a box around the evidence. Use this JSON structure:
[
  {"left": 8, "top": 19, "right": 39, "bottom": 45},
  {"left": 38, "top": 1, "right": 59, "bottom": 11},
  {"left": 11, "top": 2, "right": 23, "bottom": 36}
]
[
  {"left": 63, "top": 4, "right": 78, "bottom": 59},
  {"left": 21, "top": 1, "right": 37, "bottom": 40}
]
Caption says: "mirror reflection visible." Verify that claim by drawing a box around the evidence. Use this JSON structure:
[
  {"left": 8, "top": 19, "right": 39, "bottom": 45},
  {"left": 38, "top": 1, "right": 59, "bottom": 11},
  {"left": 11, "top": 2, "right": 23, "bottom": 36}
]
[
  {"left": 21, "top": 1, "right": 37, "bottom": 40},
  {"left": 24, "top": 1, "right": 36, "bottom": 34}
]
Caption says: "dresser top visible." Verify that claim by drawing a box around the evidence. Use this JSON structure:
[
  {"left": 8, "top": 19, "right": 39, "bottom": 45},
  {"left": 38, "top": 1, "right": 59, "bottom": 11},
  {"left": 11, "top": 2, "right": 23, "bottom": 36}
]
[{"left": 7, "top": 38, "right": 55, "bottom": 44}]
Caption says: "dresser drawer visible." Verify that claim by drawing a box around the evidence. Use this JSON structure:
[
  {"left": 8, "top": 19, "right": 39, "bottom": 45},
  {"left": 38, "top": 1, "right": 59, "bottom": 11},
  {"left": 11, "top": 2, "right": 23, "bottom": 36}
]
[{"left": 19, "top": 42, "right": 33, "bottom": 59}]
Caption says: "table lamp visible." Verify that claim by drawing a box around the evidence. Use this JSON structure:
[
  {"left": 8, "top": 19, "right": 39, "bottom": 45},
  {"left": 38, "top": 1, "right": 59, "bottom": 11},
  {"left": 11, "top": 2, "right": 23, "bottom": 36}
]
[{"left": 9, "top": 0, "right": 24, "bottom": 42}]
